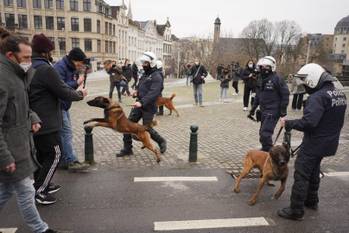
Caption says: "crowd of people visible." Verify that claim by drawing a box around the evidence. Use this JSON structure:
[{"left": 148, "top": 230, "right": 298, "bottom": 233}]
[{"left": 0, "top": 24, "right": 347, "bottom": 233}]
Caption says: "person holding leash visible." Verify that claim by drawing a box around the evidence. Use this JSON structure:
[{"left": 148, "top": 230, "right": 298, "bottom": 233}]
[
  {"left": 117, "top": 52, "right": 167, "bottom": 157},
  {"left": 278, "top": 63, "right": 347, "bottom": 220}
]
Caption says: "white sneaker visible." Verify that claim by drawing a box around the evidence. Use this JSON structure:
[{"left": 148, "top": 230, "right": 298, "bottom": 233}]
[{"left": 243, "top": 107, "right": 248, "bottom": 111}]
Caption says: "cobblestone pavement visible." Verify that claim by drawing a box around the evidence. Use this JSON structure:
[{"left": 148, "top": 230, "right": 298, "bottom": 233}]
[{"left": 70, "top": 77, "right": 349, "bottom": 173}]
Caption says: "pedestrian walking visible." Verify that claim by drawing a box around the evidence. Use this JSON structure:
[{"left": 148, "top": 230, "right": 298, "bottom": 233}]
[
  {"left": 0, "top": 34, "right": 58, "bottom": 233},
  {"left": 190, "top": 59, "right": 208, "bottom": 107},
  {"left": 242, "top": 60, "right": 258, "bottom": 111}
]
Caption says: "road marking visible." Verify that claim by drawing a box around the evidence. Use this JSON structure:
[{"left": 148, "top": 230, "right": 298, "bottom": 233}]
[
  {"left": 134, "top": 176, "right": 218, "bottom": 182},
  {"left": 0, "top": 228, "right": 17, "bottom": 233},
  {"left": 325, "top": 172, "right": 349, "bottom": 177},
  {"left": 154, "top": 217, "right": 269, "bottom": 231}
]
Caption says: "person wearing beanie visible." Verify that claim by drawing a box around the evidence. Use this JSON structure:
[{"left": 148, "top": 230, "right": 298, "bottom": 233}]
[
  {"left": 53, "top": 48, "right": 90, "bottom": 172},
  {"left": 29, "top": 34, "right": 87, "bottom": 205}
]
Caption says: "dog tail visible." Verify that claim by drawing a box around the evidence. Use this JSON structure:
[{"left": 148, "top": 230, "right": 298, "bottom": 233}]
[{"left": 170, "top": 93, "right": 176, "bottom": 100}]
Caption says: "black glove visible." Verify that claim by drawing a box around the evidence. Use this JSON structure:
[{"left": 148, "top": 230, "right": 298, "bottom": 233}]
[{"left": 285, "top": 121, "right": 292, "bottom": 132}]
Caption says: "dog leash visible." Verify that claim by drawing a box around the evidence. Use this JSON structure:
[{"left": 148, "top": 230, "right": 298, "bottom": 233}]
[{"left": 273, "top": 126, "right": 284, "bottom": 145}]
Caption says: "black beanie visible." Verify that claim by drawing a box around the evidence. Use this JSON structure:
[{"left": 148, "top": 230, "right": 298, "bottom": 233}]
[
  {"left": 68, "top": 47, "right": 86, "bottom": 61},
  {"left": 32, "top": 33, "right": 55, "bottom": 53}
]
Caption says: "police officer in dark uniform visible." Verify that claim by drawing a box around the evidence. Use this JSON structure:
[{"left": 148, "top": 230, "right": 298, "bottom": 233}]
[
  {"left": 116, "top": 52, "right": 167, "bottom": 157},
  {"left": 278, "top": 63, "right": 347, "bottom": 220},
  {"left": 249, "top": 56, "right": 290, "bottom": 152},
  {"left": 156, "top": 60, "right": 165, "bottom": 116}
]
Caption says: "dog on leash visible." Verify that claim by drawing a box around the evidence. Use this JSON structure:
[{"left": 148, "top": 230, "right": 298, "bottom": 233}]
[
  {"left": 156, "top": 94, "right": 179, "bottom": 117},
  {"left": 233, "top": 144, "right": 290, "bottom": 205},
  {"left": 83, "top": 96, "right": 161, "bottom": 163}
]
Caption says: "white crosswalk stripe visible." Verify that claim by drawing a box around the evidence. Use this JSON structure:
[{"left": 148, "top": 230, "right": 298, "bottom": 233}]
[
  {"left": 0, "top": 228, "right": 17, "bottom": 233},
  {"left": 134, "top": 176, "right": 218, "bottom": 182},
  {"left": 154, "top": 217, "right": 270, "bottom": 231}
]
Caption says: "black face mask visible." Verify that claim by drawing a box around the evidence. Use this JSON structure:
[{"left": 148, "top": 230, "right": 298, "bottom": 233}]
[
  {"left": 260, "top": 68, "right": 272, "bottom": 78},
  {"left": 305, "top": 86, "right": 317, "bottom": 94},
  {"left": 142, "top": 65, "right": 151, "bottom": 73}
]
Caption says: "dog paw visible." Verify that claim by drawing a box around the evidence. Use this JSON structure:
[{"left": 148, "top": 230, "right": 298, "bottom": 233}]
[
  {"left": 273, "top": 193, "right": 281, "bottom": 200},
  {"left": 156, "top": 158, "right": 161, "bottom": 163},
  {"left": 248, "top": 199, "right": 256, "bottom": 206},
  {"left": 233, "top": 187, "right": 240, "bottom": 193}
]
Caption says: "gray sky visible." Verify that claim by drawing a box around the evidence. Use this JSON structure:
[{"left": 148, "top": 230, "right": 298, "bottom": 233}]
[{"left": 109, "top": 0, "right": 349, "bottom": 38}]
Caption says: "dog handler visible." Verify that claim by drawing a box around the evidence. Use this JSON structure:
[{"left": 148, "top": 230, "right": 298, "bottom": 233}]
[
  {"left": 248, "top": 56, "right": 289, "bottom": 152},
  {"left": 117, "top": 52, "right": 167, "bottom": 157},
  {"left": 278, "top": 63, "right": 347, "bottom": 220}
]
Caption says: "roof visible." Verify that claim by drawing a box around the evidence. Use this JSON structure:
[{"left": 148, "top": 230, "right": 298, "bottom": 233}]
[
  {"left": 335, "top": 15, "right": 349, "bottom": 31},
  {"left": 156, "top": 25, "right": 167, "bottom": 36},
  {"left": 215, "top": 17, "right": 221, "bottom": 25}
]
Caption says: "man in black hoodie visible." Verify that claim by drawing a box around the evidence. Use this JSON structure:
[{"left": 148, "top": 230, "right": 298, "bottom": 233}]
[{"left": 29, "top": 34, "right": 87, "bottom": 205}]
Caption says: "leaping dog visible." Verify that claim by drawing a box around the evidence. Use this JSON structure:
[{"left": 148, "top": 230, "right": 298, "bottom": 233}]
[{"left": 83, "top": 96, "right": 161, "bottom": 163}]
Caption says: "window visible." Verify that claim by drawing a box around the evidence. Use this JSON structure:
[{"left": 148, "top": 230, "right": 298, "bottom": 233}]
[
  {"left": 344, "top": 37, "right": 347, "bottom": 41},
  {"left": 98, "top": 4, "right": 103, "bottom": 14},
  {"left": 57, "top": 17, "right": 65, "bottom": 30},
  {"left": 33, "top": 0, "right": 41, "bottom": 8},
  {"left": 46, "top": 16, "right": 54, "bottom": 30},
  {"left": 105, "top": 22, "right": 108, "bottom": 34},
  {"left": 105, "top": 41, "right": 108, "bottom": 53},
  {"left": 56, "top": 0, "right": 64, "bottom": 9},
  {"left": 18, "top": 14, "right": 28, "bottom": 29},
  {"left": 17, "top": 0, "right": 26, "bottom": 8},
  {"left": 47, "top": 37, "right": 55, "bottom": 48},
  {"left": 97, "top": 39, "right": 101, "bottom": 53},
  {"left": 5, "top": 13, "right": 15, "bottom": 28},
  {"left": 109, "top": 23, "right": 112, "bottom": 36},
  {"left": 71, "top": 17, "right": 79, "bottom": 32},
  {"left": 70, "top": 0, "right": 78, "bottom": 11},
  {"left": 84, "top": 39, "right": 92, "bottom": 51},
  {"left": 113, "top": 41, "right": 115, "bottom": 54},
  {"left": 71, "top": 38, "right": 80, "bottom": 48},
  {"left": 84, "top": 18, "right": 91, "bottom": 32},
  {"left": 97, "top": 20, "right": 100, "bottom": 33},
  {"left": 34, "top": 15, "right": 42, "bottom": 29},
  {"left": 44, "top": 0, "right": 53, "bottom": 8},
  {"left": 343, "top": 44, "right": 346, "bottom": 48},
  {"left": 4, "top": 0, "right": 13, "bottom": 6},
  {"left": 113, "top": 25, "right": 115, "bottom": 36},
  {"left": 83, "top": 0, "right": 90, "bottom": 11},
  {"left": 58, "top": 37, "right": 66, "bottom": 53}
]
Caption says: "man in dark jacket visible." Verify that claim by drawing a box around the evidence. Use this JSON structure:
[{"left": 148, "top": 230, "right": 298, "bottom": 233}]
[
  {"left": 131, "top": 62, "right": 139, "bottom": 89},
  {"left": 190, "top": 59, "right": 208, "bottom": 107},
  {"left": 122, "top": 59, "right": 132, "bottom": 96},
  {"left": 242, "top": 60, "right": 257, "bottom": 111},
  {"left": 29, "top": 34, "right": 87, "bottom": 205},
  {"left": 104, "top": 60, "right": 126, "bottom": 102},
  {"left": 117, "top": 52, "right": 167, "bottom": 157},
  {"left": 249, "top": 56, "right": 290, "bottom": 152},
  {"left": 54, "top": 48, "right": 89, "bottom": 172},
  {"left": 278, "top": 63, "right": 347, "bottom": 220},
  {"left": 0, "top": 35, "right": 57, "bottom": 233}
]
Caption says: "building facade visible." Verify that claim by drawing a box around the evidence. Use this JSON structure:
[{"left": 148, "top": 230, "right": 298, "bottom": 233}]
[
  {"left": 0, "top": 0, "right": 172, "bottom": 70},
  {"left": 333, "top": 15, "right": 349, "bottom": 59}
]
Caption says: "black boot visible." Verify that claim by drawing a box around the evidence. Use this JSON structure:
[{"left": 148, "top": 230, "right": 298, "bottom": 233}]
[
  {"left": 304, "top": 202, "right": 318, "bottom": 210},
  {"left": 116, "top": 149, "right": 133, "bottom": 157},
  {"left": 156, "top": 106, "right": 164, "bottom": 116},
  {"left": 148, "top": 128, "right": 167, "bottom": 153},
  {"left": 277, "top": 207, "right": 304, "bottom": 221}
]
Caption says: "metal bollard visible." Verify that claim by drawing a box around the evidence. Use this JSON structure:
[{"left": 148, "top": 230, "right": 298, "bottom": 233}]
[
  {"left": 84, "top": 127, "right": 95, "bottom": 164},
  {"left": 189, "top": 125, "right": 199, "bottom": 162}
]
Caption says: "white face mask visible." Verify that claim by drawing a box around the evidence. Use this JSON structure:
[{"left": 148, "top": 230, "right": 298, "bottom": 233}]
[
  {"left": 248, "top": 64, "right": 253, "bottom": 68},
  {"left": 19, "top": 63, "right": 32, "bottom": 73}
]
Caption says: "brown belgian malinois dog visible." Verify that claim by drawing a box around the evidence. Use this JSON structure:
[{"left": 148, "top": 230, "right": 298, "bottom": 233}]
[
  {"left": 156, "top": 93, "right": 179, "bottom": 117},
  {"left": 83, "top": 96, "right": 161, "bottom": 163},
  {"left": 233, "top": 144, "right": 290, "bottom": 205}
]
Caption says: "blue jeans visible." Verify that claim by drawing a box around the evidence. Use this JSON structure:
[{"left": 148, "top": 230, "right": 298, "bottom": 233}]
[
  {"left": 60, "top": 110, "right": 77, "bottom": 164},
  {"left": 0, "top": 177, "right": 48, "bottom": 233},
  {"left": 193, "top": 84, "right": 203, "bottom": 105},
  {"left": 220, "top": 87, "right": 228, "bottom": 99}
]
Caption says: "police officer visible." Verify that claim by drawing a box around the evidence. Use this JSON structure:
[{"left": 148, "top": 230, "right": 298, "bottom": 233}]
[
  {"left": 156, "top": 60, "right": 165, "bottom": 116},
  {"left": 249, "top": 56, "right": 290, "bottom": 152},
  {"left": 116, "top": 52, "right": 167, "bottom": 157},
  {"left": 278, "top": 63, "right": 347, "bottom": 220}
]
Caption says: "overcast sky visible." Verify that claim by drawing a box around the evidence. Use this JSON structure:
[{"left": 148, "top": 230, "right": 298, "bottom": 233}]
[{"left": 108, "top": 0, "right": 349, "bottom": 38}]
